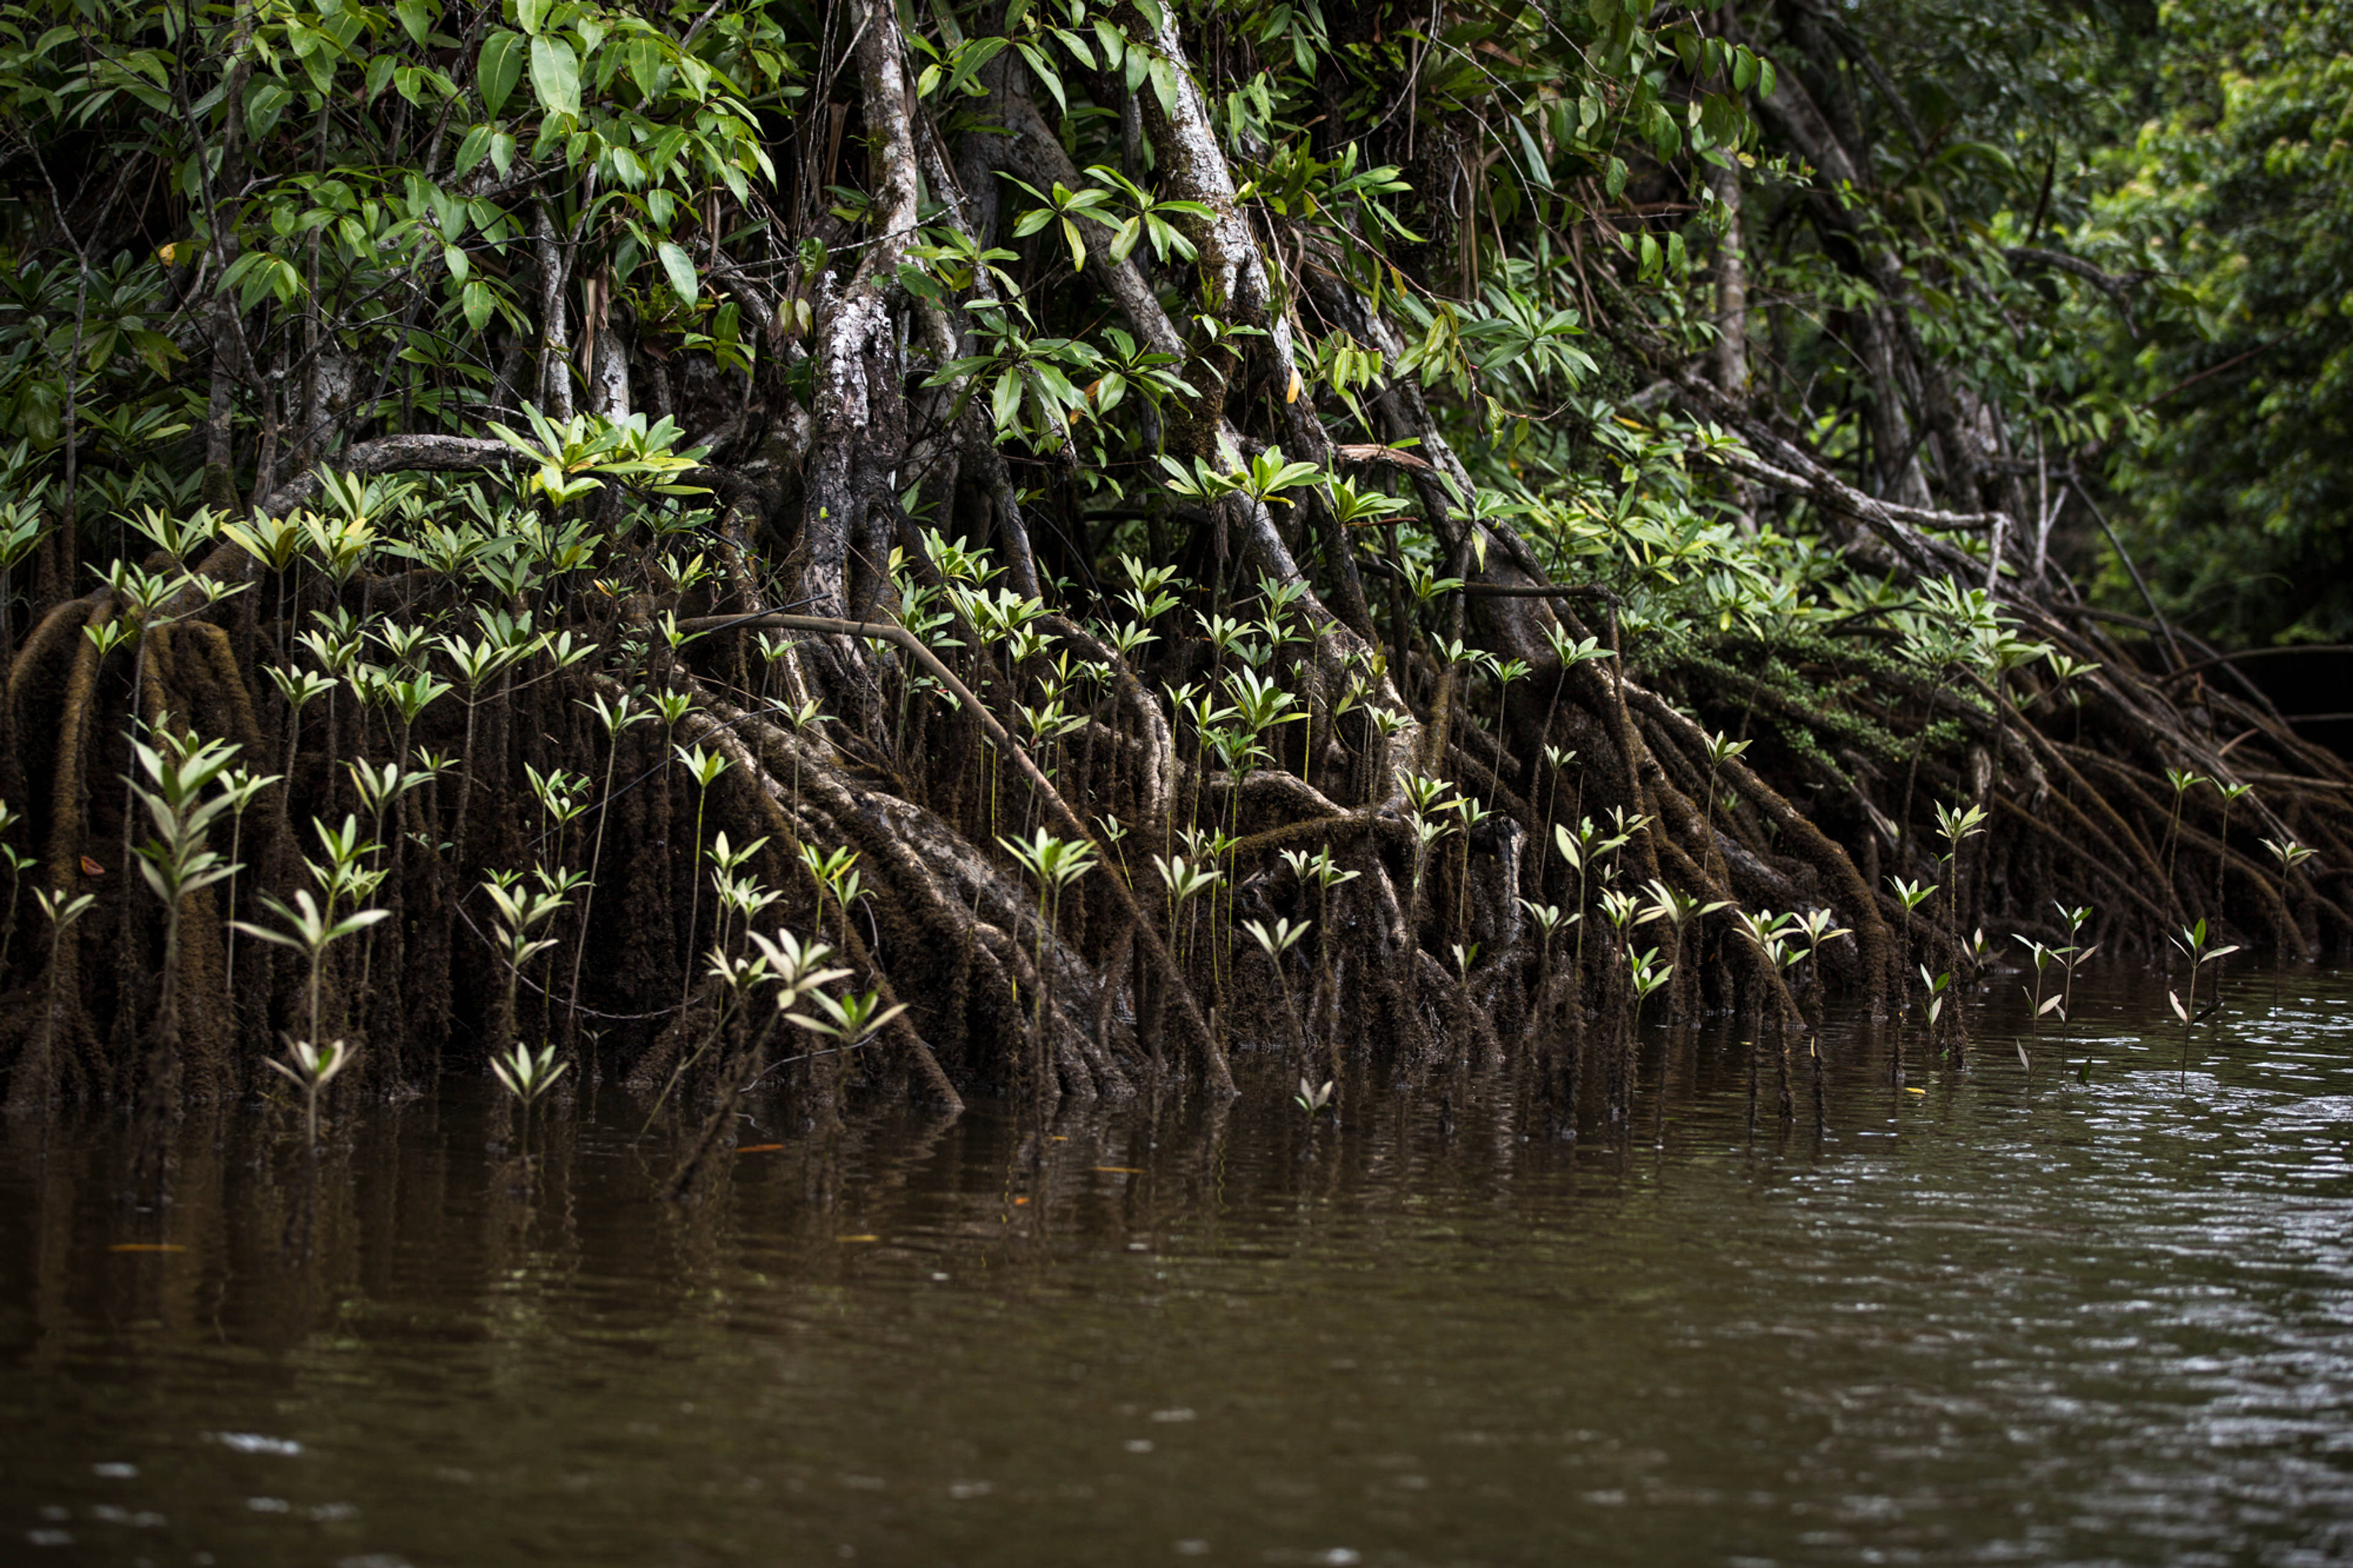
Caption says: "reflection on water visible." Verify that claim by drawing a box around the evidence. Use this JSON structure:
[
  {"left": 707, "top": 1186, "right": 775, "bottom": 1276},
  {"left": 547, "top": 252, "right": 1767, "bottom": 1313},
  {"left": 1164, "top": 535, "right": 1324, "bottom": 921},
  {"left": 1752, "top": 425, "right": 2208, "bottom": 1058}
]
[{"left": 5, "top": 967, "right": 2353, "bottom": 1566}]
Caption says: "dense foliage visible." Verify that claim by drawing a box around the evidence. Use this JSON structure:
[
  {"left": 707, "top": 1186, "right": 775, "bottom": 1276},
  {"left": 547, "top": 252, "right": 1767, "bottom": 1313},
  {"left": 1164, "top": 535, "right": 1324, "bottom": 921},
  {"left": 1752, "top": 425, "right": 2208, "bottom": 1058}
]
[
  {"left": 0, "top": 0, "right": 2347, "bottom": 1149},
  {"left": 2082, "top": 0, "right": 2353, "bottom": 644}
]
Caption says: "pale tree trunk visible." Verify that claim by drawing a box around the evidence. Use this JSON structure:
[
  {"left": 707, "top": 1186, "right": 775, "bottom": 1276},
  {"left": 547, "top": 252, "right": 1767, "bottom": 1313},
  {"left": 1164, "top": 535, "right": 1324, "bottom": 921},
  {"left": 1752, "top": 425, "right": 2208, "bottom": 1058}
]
[
  {"left": 532, "top": 203, "right": 574, "bottom": 420},
  {"left": 197, "top": 2, "right": 256, "bottom": 513},
  {"left": 584, "top": 272, "right": 631, "bottom": 422},
  {"left": 1707, "top": 159, "right": 1756, "bottom": 534}
]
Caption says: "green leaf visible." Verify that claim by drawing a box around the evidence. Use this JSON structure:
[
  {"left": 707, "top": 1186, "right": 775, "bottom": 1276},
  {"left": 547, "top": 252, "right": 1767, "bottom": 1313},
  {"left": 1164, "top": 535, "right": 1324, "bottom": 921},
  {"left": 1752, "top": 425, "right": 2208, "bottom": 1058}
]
[
  {"left": 453, "top": 123, "right": 493, "bottom": 175},
  {"left": 461, "top": 281, "right": 494, "bottom": 332},
  {"left": 294, "top": 26, "right": 340, "bottom": 97},
  {"left": 244, "top": 81, "right": 291, "bottom": 138},
  {"left": 895, "top": 262, "right": 947, "bottom": 303},
  {"left": 1511, "top": 116, "right": 1552, "bottom": 191},
  {"left": 396, "top": 0, "right": 433, "bottom": 48},
  {"left": 478, "top": 30, "right": 525, "bottom": 118},
  {"left": 656, "top": 240, "right": 698, "bottom": 303},
  {"left": 1147, "top": 55, "right": 1178, "bottom": 119},
  {"left": 941, "top": 36, "right": 1007, "bottom": 100},
  {"left": 991, "top": 368, "right": 1023, "bottom": 431},
  {"left": 1093, "top": 18, "right": 1126, "bottom": 69},
  {"left": 627, "top": 37, "right": 664, "bottom": 103},
  {"left": 1014, "top": 40, "right": 1066, "bottom": 114},
  {"left": 529, "top": 35, "right": 580, "bottom": 119},
  {"left": 1604, "top": 156, "right": 1628, "bottom": 201}
]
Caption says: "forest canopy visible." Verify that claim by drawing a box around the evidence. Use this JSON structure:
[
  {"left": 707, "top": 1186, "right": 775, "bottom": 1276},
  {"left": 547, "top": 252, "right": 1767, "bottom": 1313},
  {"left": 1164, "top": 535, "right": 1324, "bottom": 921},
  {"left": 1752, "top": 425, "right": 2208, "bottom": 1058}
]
[{"left": 1, "top": 0, "right": 2349, "bottom": 1138}]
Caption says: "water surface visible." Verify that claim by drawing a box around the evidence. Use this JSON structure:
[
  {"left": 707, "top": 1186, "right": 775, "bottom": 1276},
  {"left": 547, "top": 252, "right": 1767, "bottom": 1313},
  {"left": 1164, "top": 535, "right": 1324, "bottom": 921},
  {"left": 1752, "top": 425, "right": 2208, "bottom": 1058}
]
[{"left": 5, "top": 969, "right": 2352, "bottom": 1566}]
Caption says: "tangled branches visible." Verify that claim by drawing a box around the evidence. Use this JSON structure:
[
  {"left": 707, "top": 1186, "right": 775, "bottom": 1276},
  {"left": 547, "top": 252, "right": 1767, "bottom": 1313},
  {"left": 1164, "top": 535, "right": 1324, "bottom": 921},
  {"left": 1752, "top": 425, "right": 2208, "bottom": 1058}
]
[{"left": 2, "top": 0, "right": 2351, "bottom": 1167}]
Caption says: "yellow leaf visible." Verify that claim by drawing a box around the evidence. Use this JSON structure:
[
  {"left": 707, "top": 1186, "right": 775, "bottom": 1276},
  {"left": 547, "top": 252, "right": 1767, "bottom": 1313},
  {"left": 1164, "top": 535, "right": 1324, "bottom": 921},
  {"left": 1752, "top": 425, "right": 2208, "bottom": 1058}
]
[{"left": 1285, "top": 369, "right": 1302, "bottom": 403}]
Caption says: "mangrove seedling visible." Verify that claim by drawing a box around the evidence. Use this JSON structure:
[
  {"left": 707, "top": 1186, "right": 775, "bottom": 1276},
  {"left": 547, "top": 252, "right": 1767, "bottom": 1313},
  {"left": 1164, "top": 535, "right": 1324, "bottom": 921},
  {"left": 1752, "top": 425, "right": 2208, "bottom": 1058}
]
[
  {"left": 1627, "top": 947, "right": 1673, "bottom": 1009},
  {"left": 708, "top": 833, "right": 779, "bottom": 951},
  {"left": 2214, "top": 781, "right": 2253, "bottom": 915},
  {"left": 267, "top": 1037, "right": 356, "bottom": 1149},
  {"left": 1241, "top": 915, "right": 1312, "bottom": 1057},
  {"left": 1733, "top": 907, "right": 1799, "bottom": 970},
  {"left": 0, "top": 812, "right": 27, "bottom": 970},
  {"left": 2165, "top": 980, "right": 2199, "bottom": 1080},
  {"left": 1486, "top": 656, "right": 1530, "bottom": 805},
  {"left": 2016, "top": 937, "right": 2061, "bottom": 1075},
  {"left": 1888, "top": 875, "right": 1938, "bottom": 1006},
  {"left": 1882, "top": 871, "right": 1939, "bottom": 923},
  {"left": 1298, "top": 845, "right": 1358, "bottom": 930},
  {"left": 784, "top": 986, "right": 909, "bottom": 1050},
  {"left": 35, "top": 886, "right": 96, "bottom": 934},
  {"left": 1624, "top": 946, "right": 1674, "bottom": 1116},
  {"left": 127, "top": 727, "right": 245, "bottom": 1050},
  {"left": 32, "top": 887, "right": 97, "bottom": 1084},
  {"left": 2053, "top": 902, "right": 2099, "bottom": 1030},
  {"left": 1242, "top": 909, "right": 1317, "bottom": 960},
  {"left": 1098, "top": 814, "right": 1132, "bottom": 887},
  {"left": 214, "top": 762, "right": 281, "bottom": 993},
  {"left": 1933, "top": 801, "right": 1989, "bottom": 933},
  {"left": 482, "top": 876, "right": 571, "bottom": 1051},
  {"left": 1002, "top": 829, "right": 1099, "bottom": 1059},
  {"left": 351, "top": 759, "right": 431, "bottom": 879},
  {"left": 1699, "top": 729, "right": 1752, "bottom": 871},
  {"left": 1519, "top": 899, "right": 1574, "bottom": 1022},
  {"left": 2168, "top": 918, "right": 2241, "bottom": 1078},
  {"left": 525, "top": 762, "right": 591, "bottom": 844},
  {"left": 566, "top": 689, "right": 652, "bottom": 1028},
  {"left": 1153, "top": 852, "right": 1222, "bottom": 968},
  {"left": 1637, "top": 877, "right": 1731, "bottom": 1017},
  {"left": 2262, "top": 838, "right": 2317, "bottom": 944},
  {"left": 233, "top": 890, "right": 390, "bottom": 1051},
  {"left": 305, "top": 814, "right": 384, "bottom": 911},
  {"left": 2017, "top": 937, "right": 2060, "bottom": 1021},
  {"left": 2160, "top": 768, "right": 2205, "bottom": 898},
  {"left": 1919, "top": 967, "right": 1954, "bottom": 1056},
  {"left": 265, "top": 664, "right": 336, "bottom": 779},
  {"left": 1451, "top": 794, "right": 1494, "bottom": 946},
  {"left": 674, "top": 741, "right": 732, "bottom": 1014},
  {"left": 1598, "top": 886, "right": 1644, "bottom": 1012},
  {"left": 489, "top": 1042, "right": 567, "bottom": 1108},
  {"left": 745, "top": 928, "right": 853, "bottom": 1017}
]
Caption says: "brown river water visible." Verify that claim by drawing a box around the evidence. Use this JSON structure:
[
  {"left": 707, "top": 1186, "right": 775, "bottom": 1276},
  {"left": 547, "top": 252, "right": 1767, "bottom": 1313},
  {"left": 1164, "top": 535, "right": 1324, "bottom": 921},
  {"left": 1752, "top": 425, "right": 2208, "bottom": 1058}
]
[{"left": 4, "top": 968, "right": 2352, "bottom": 1566}]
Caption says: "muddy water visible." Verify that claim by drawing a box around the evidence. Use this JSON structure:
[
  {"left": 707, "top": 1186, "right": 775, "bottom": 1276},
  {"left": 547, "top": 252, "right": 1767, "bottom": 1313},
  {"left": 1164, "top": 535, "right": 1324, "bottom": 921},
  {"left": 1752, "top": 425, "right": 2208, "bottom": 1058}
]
[{"left": 4, "top": 970, "right": 2353, "bottom": 1567}]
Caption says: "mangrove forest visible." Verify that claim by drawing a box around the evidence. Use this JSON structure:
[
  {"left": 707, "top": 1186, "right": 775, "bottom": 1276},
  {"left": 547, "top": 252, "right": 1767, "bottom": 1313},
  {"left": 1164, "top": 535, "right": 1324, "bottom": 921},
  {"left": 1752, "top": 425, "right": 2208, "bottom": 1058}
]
[{"left": 2, "top": 0, "right": 2351, "bottom": 1174}]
